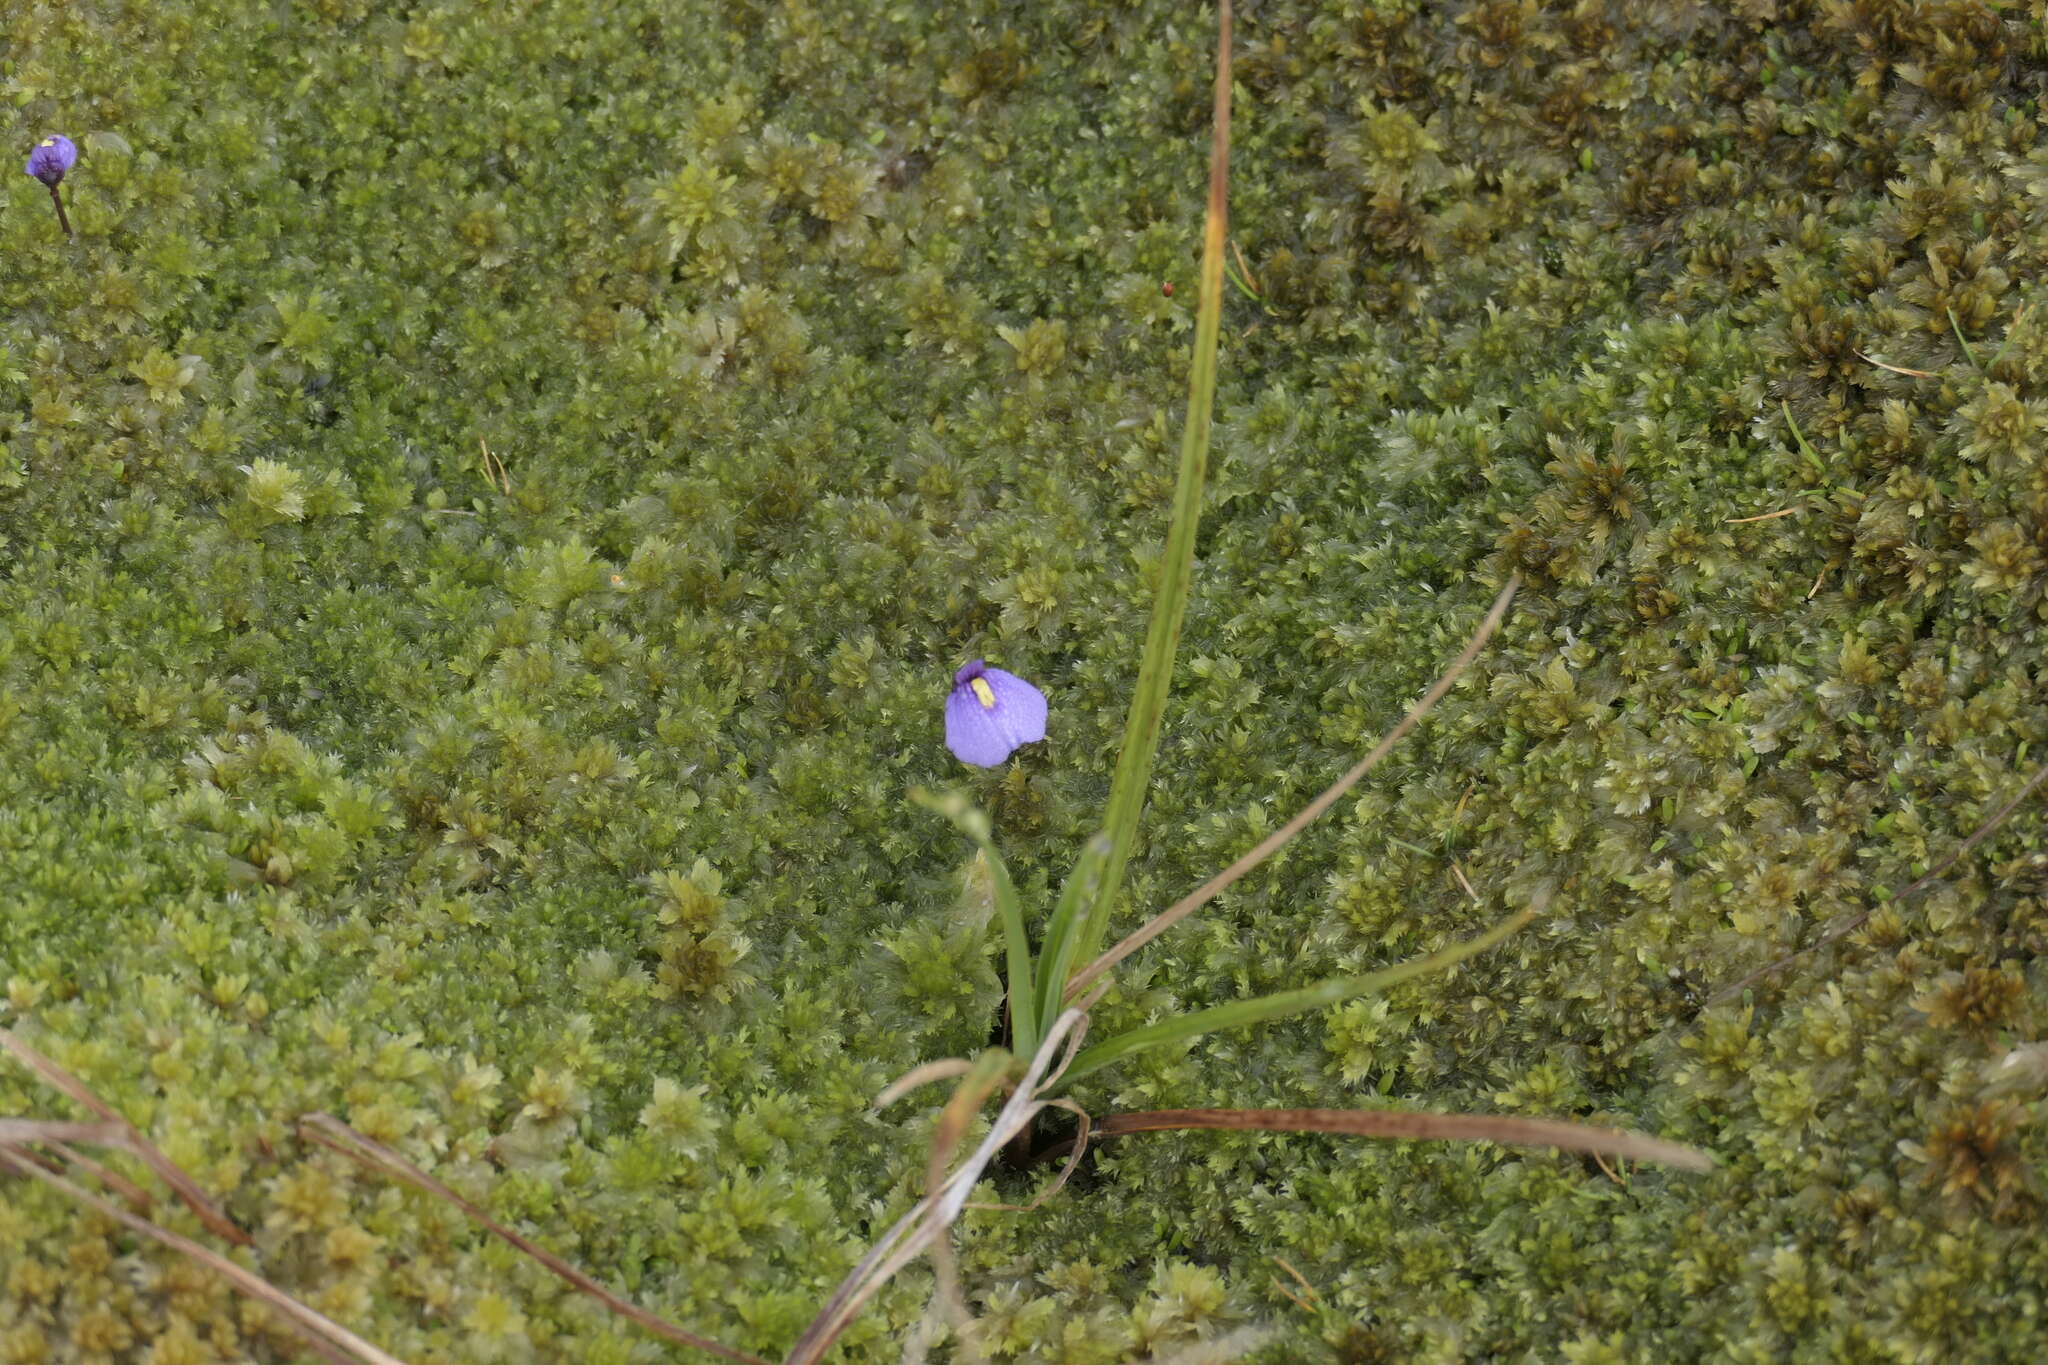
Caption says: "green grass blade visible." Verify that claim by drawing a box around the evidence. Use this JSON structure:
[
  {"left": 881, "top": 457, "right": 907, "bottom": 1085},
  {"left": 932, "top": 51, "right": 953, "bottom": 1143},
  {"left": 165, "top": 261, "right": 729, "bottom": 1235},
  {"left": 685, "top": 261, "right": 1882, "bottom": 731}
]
[
  {"left": 912, "top": 788, "right": 1039, "bottom": 1057},
  {"left": 1781, "top": 401, "right": 1822, "bottom": 467},
  {"left": 1947, "top": 306, "right": 1983, "bottom": 372},
  {"left": 1223, "top": 255, "right": 1261, "bottom": 304},
  {"left": 1032, "top": 833, "right": 1112, "bottom": 1042},
  {"left": 1055, "top": 905, "right": 1538, "bottom": 1090},
  {"left": 1048, "top": 1106, "right": 1715, "bottom": 1173},
  {"left": 1079, "top": 0, "right": 1234, "bottom": 977}
]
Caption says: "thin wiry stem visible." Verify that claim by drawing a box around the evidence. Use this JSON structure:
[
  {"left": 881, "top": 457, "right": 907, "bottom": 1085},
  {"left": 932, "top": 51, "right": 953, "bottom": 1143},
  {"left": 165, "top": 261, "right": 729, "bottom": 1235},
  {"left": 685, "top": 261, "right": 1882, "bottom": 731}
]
[
  {"left": 0, "top": 1119, "right": 130, "bottom": 1145},
  {"left": 300, "top": 1114, "right": 766, "bottom": 1365},
  {"left": 0, "top": 1028, "right": 252, "bottom": 1247},
  {"left": 1066, "top": 576, "right": 1519, "bottom": 1003},
  {"left": 0, "top": 1147, "right": 405, "bottom": 1365}
]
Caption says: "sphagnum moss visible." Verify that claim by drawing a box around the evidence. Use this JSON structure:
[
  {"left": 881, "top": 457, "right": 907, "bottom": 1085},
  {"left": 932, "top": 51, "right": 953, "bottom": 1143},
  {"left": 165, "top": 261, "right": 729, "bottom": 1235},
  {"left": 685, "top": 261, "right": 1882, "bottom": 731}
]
[{"left": 4, "top": 0, "right": 2048, "bottom": 1360}]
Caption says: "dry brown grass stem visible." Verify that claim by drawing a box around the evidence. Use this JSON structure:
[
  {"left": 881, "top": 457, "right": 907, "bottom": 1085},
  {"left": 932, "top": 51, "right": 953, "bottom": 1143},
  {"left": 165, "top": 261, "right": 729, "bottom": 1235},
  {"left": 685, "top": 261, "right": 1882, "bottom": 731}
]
[
  {"left": 478, "top": 434, "right": 511, "bottom": 494},
  {"left": 1449, "top": 861, "right": 1480, "bottom": 902},
  {"left": 1854, "top": 349, "right": 1937, "bottom": 377},
  {"left": 0, "top": 1028, "right": 252, "bottom": 1246},
  {"left": 0, "top": 1031, "right": 398, "bottom": 1362},
  {"left": 918, "top": 1055, "right": 1012, "bottom": 1362},
  {"left": 874, "top": 1057, "right": 978, "bottom": 1110},
  {"left": 1065, "top": 575, "right": 1519, "bottom": 1004},
  {"left": 0, "top": 1118, "right": 130, "bottom": 1145},
  {"left": 783, "top": 1010, "right": 1091, "bottom": 1365},
  {"left": 298, "top": 1114, "right": 767, "bottom": 1365},
  {"left": 0, "top": 1144, "right": 403, "bottom": 1365},
  {"left": 46, "top": 1138, "right": 158, "bottom": 1213},
  {"left": 1271, "top": 1256, "right": 1320, "bottom": 1306},
  {"left": 4, "top": 1137, "right": 159, "bottom": 1220}
]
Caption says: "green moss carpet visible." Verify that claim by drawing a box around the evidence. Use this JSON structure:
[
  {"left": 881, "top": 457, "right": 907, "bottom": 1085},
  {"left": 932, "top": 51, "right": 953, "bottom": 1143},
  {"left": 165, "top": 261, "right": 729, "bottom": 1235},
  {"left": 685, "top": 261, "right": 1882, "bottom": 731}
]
[{"left": 2, "top": 1, "right": 2045, "bottom": 1359}]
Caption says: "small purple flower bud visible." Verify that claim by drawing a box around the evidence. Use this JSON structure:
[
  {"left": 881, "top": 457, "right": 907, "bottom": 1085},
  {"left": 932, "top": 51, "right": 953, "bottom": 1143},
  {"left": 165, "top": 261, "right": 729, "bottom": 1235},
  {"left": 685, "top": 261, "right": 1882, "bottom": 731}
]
[
  {"left": 25, "top": 135, "right": 76, "bottom": 187},
  {"left": 945, "top": 660, "right": 1047, "bottom": 767}
]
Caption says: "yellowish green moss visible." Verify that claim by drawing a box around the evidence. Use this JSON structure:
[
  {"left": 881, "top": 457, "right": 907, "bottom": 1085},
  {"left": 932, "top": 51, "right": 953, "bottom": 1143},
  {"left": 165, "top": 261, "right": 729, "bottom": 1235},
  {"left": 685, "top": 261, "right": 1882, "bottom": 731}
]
[{"left": 2, "top": 0, "right": 2046, "bottom": 1359}]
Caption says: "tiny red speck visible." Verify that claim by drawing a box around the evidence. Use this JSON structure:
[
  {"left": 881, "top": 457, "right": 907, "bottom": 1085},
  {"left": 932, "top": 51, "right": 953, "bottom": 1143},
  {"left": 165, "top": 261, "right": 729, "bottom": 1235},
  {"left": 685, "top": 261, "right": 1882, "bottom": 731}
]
[{"left": 1161, "top": 282, "right": 1175, "bottom": 296}]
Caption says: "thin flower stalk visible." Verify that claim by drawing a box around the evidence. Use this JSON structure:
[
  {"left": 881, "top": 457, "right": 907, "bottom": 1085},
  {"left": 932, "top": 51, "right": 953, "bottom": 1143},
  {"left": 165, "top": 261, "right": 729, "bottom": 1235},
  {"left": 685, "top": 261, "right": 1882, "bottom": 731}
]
[
  {"left": 1077, "top": 0, "right": 1235, "bottom": 974},
  {"left": 24, "top": 134, "right": 75, "bottom": 238}
]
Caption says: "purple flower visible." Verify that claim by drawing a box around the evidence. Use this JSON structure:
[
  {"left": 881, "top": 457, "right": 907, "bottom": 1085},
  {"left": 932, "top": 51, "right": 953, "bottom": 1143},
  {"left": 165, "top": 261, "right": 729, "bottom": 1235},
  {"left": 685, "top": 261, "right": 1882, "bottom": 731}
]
[
  {"left": 945, "top": 660, "right": 1047, "bottom": 767},
  {"left": 25, "top": 135, "right": 76, "bottom": 187}
]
